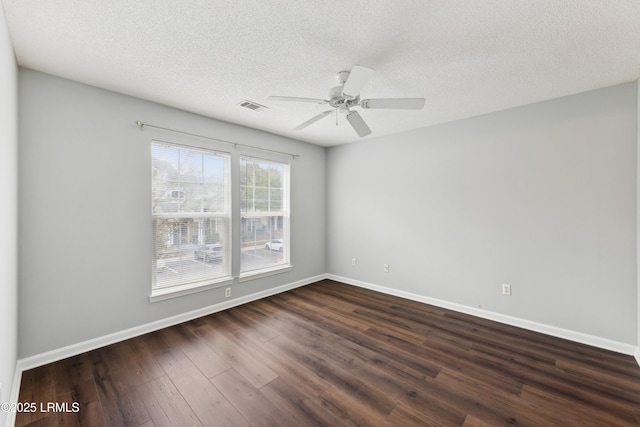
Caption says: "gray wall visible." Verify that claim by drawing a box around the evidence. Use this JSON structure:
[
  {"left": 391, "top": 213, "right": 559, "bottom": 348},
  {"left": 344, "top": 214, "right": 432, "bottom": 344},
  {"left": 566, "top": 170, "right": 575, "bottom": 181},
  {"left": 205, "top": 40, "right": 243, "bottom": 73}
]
[
  {"left": 328, "top": 83, "right": 637, "bottom": 345},
  {"left": 0, "top": 5, "right": 18, "bottom": 425},
  {"left": 18, "top": 69, "right": 326, "bottom": 358},
  {"left": 14, "top": 66, "right": 640, "bottom": 360}
]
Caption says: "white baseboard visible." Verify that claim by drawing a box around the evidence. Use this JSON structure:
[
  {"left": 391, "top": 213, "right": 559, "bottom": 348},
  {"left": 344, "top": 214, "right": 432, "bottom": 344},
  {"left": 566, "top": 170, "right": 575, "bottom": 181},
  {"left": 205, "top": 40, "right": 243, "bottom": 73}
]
[
  {"left": 327, "top": 274, "right": 637, "bottom": 356},
  {"left": 16, "top": 274, "right": 327, "bottom": 374}
]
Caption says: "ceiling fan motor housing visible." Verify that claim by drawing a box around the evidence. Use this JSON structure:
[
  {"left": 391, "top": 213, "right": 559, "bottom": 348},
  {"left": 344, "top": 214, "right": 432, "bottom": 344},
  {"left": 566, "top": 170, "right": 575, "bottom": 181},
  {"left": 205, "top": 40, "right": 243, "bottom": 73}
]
[
  {"left": 328, "top": 85, "right": 343, "bottom": 100},
  {"left": 328, "top": 85, "right": 359, "bottom": 112}
]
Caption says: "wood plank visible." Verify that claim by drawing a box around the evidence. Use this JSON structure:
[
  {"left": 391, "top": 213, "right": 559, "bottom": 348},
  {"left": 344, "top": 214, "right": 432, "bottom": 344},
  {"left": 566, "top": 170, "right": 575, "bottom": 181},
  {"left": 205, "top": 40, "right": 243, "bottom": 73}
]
[
  {"left": 555, "top": 357, "right": 640, "bottom": 397},
  {"left": 99, "top": 389, "right": 151, "bottom": 427},
  {"left": 165, "top": 364, "right": 249, "bottom": 427},
  {"left": 462, "top": 414, "right": 498, "bottom": 427},
  {"left": 314, "top": 385, "right": 395, "bottom": 427},
  {"left": 210, "top": 368, "right": 286, "bottom": 427},
  {"left": 519, "top": 384, "right": 637, "bottom": 426},
  {"left": 16, "top": 413, "right": 58, "bottom": 427},
  {"left": 263, "top": 334, "right": 364, "bottom": 395},
  {"left": 88, "top": 337, "right": 164, "bottom": 403},
  {"left": 57, "top": 399, "right": 105, "bottom": 427},
  {"left": 137, "top": 375, "right": 202, "bottom": 427},
  {"left": 316, "top": 312, "right": 444, "bottom": 380},
  {"left": 388, "top": 401, "right": 465, "bottom": 427},
  {"left": 296, "top": 397, "right": 349, "bottom": 427},
  {"left": 259, "top": 377, "right": 334, "bottom": 426},
  {"left": 240, "top": 330, "right": 332, "bottom": 398},
  {"left": 468, "top": 344, "right": 640, "bottom": 421},
  {"left": 160, "top": 323, "right": 231, "bottom": 379},
  {"left": 434, "top": 368, "right": 556, "bottom": 426},
  {"left": 221, "top": 307, "right": 280, "bottom": 343},
  {"left": 55, "top": 377, "right": 104, "bottom": 427},
  {"left": 16, "top": 365, "right": 56, "bottom": 426},
  {"left": 193, "top": 321, "right": 278, "bottom": 389},
  {"left": 51, "top": 353, "right": 94, "bottom": 397}
]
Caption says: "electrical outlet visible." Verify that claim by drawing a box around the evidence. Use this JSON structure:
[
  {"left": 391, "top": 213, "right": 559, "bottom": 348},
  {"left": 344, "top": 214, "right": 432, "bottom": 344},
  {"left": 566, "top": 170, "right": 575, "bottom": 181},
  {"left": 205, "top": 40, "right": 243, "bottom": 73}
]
[
  {"left": 383, "top": 264, "right": 390, "bottom": 273},
  {"left": 502, "top": 284, "right": 511, "bottom": 296},
  {"left": 225, "top": 287, "right": 231, "bottom": 298},
  {"left": 352, "top": 258, "right": 356, "bottom": 266}
]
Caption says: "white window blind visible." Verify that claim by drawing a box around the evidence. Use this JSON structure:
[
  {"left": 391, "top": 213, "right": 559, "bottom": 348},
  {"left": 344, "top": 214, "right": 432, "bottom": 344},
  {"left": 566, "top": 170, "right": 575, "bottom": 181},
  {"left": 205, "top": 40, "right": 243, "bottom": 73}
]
[
  {"left": 240, "top": 156, "right": 290, "bottom": 275},
  {"left": 151, "top": 142, "right": 231, "bottom": 295}
]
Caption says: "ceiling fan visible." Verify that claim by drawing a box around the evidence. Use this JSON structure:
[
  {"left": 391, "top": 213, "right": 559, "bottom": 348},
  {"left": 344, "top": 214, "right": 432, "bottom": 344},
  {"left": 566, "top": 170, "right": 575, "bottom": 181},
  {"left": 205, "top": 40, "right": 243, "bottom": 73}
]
[{"left": 268, "top": 65, "right": 425, "bottom": 137}]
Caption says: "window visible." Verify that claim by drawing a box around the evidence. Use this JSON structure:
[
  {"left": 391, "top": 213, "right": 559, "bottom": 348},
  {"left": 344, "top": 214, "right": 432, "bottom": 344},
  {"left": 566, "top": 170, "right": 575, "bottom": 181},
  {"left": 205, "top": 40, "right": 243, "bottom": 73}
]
[
  {"left": 240, "top": 156, "right": 290, "bottom": 276},
  {"left": 151, "top": 143, "right": 231, "bottom": 300}
]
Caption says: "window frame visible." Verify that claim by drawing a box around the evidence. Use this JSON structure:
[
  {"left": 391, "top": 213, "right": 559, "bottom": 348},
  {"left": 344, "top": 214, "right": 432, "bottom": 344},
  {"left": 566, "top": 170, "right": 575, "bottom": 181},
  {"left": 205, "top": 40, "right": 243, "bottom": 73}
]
[{"left": 147, "top": 136, "right": 294, "bottom": 302}]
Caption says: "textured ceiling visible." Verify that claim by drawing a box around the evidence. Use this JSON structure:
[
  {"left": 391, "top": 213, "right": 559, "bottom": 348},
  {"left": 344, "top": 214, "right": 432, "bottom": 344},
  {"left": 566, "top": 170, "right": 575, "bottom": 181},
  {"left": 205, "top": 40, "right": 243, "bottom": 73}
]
[{"left": 3, "top": 1, "right": 640, "bottom": 147}]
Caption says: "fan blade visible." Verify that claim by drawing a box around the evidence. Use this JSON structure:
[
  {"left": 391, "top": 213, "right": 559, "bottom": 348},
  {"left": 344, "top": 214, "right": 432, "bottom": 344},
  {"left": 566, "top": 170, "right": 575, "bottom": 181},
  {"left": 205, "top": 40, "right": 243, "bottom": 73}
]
[
  {"left": 294, "top": 110, "right": 334, "bottom": 130},
  {"left": 360, "top": 98, "right": 425, "bottom": 110},
  {"left": 342, "top": 65, "right": 375, "bottom": 98},
  {"left": 346, "top": 111, "right": 372, "bottom": 137},
  {"left": 269, "top": 96, "right": 328, "bottom": 104}
]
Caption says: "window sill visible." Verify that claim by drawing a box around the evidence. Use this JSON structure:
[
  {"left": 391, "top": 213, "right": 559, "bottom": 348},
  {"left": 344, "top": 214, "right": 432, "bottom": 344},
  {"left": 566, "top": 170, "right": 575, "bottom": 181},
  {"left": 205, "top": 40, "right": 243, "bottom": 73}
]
[
  {"left": 150, "top": 276, "right": 234, "bottom": 303},
  {"left": 239, "top": 264, "right": 293, "bottom": 283}
]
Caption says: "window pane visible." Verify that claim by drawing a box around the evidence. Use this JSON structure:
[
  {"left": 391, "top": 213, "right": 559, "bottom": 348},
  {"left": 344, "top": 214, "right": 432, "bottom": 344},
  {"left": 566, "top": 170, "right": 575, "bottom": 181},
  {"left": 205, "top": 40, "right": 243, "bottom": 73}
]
[
  {"left": 240, "top": 155, "right": 290, "bottom": 275},
  {"left": 240, "top": 215, "right": 288, "bottom": 273},
  {"left": 152, "top": 143, "right": 231, "bottom": 290},
  {"left": 270, "top": 188, "right": 283, "bottom": 211},
  {"left": 241, "top": 186, "right": 254, "bottom": 212},
  {"left": 254, "top": 187, "right": 268, "bottom": 211},
  {"left": 270, "top": 164, "right": 284, "bottom": 189},
  {"left": 153, "top": 217, "right": 231, "bottom": 288},
  {"left": 152, "top": 144, "right": 228, "bottom": 215}
]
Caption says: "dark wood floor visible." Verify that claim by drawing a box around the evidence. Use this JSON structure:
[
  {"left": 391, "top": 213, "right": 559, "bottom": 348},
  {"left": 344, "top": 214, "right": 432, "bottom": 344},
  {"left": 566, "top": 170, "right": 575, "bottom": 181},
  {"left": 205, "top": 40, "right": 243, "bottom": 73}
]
[{"left": 15, "top": 279, "right": 640, "bottom": 426}]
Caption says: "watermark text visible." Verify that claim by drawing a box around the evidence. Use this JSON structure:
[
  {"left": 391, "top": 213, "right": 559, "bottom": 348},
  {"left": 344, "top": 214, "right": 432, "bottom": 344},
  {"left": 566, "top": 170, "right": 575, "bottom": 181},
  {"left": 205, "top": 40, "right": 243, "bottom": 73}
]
[{"left": 0, "top": 401, "right": 80, "bottom": 413}]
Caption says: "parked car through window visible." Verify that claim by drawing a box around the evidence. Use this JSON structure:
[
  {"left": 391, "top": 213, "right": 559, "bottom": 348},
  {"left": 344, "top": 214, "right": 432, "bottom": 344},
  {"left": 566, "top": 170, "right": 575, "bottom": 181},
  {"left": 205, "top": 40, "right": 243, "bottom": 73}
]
[
  {"left": 264, "top": 239, "right": 284, "bottom": 252},
  {"left": 194, "top": 244, "right": 223, "bottom": 263}
]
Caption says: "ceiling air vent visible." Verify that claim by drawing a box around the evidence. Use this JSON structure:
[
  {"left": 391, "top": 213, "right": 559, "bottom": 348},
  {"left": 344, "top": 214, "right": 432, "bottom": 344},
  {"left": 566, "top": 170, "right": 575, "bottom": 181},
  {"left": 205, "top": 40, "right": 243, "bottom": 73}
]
[{"left": 238, "top": 100, "right": 268, "bottom": 112}]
